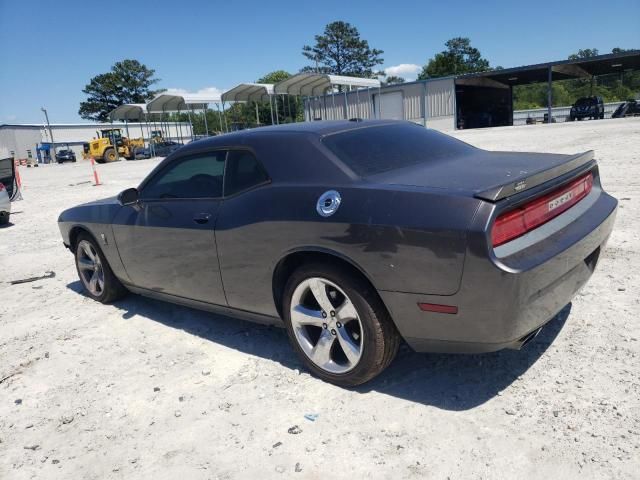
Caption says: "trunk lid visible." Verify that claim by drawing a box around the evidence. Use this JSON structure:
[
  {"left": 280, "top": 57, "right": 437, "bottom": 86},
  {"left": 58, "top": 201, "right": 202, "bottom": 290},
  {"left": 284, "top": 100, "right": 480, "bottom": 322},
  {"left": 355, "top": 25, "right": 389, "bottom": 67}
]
[{"left": 370, "top": 149, "right": 595, "bottom": 202}]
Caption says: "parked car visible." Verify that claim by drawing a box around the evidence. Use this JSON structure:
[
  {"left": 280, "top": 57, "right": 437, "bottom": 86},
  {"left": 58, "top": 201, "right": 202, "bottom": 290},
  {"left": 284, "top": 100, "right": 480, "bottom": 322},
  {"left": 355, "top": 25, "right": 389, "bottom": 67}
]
[
  {"left": 611, "top": 99, "right": 640, "bottom": 118},
  {"left": 133, "top": 141, "right": 183, "bottom": 159},
  {"left": 58, "top": 121, "right": 617, "bottom": 386},
  {"left": 56, "top": 149, "right": 77, "bottom": 163},
  {"left": 569, "top": 96, "right": 605, "bottom": 121},
  {"left": 0, "top": 157, "right": 18, "bottom": 225}
]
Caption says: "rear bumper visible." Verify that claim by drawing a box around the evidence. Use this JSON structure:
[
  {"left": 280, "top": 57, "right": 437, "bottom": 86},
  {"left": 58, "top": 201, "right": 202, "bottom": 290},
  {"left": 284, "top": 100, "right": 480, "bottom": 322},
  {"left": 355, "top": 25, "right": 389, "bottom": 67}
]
[
  {"left": 380, "top": 190, "right": 617, "bottom": 353},
  {"left": 571, "top": 111, "right": 598, "bottom": 119}
]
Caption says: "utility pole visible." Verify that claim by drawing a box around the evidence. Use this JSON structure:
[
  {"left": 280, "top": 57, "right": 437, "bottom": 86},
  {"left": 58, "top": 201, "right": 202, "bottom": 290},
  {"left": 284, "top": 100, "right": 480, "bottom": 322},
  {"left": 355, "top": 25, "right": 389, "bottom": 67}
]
[{"left": 41, "top": 107, "right": 56, "bottom": 163}]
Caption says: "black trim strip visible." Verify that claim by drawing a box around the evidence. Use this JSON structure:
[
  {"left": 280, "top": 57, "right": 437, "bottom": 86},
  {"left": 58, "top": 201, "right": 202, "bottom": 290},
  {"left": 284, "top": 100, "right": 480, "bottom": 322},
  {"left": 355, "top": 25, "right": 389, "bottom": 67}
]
[{"left": 474, "top": 150, "right": 595, "bottom": 201}]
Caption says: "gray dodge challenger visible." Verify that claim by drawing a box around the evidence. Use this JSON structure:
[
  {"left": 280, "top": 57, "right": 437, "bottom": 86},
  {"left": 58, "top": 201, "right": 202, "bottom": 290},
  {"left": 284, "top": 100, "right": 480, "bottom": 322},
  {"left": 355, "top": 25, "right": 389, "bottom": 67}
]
[{"left": 58, "top": 120, "right": 617, "bottom": 386}]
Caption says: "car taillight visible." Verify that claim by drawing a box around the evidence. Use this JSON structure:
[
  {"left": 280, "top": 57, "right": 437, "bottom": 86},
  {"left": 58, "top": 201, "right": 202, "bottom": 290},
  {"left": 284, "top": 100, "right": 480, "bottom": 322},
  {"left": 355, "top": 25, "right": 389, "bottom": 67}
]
[
  {"left": 0, "top": 182, "right": 5, "bottom": 192},
  {"left": 492, "top": 172, "right": 593, "bottom": 247}
]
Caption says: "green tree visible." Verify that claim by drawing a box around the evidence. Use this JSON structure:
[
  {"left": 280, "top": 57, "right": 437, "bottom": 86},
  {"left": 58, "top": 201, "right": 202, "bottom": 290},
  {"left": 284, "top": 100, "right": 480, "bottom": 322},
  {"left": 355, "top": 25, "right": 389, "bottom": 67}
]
[
  {"left": 568, "top": 48, "right": 599, "bottom": 60},
  {"left": 302, "top": 21, "right": 384, "bottom": 78},
  {"left": 384, "top": 76, "right": 405, "bottom": 85},
  {"left": 418, "top": 37, "right": 490, "bottom": 79},
  {"left": 79, "top": 59, "right": 161, "bottom": 121},
  {"left": 257, "top": 70, "right": 304, "bottom": 123},
  {"left": 257, "top": 70, "right": 292, "bottom": 84},
  {"left": 611, "top": 47, "right": 630, "bottom": 55}
]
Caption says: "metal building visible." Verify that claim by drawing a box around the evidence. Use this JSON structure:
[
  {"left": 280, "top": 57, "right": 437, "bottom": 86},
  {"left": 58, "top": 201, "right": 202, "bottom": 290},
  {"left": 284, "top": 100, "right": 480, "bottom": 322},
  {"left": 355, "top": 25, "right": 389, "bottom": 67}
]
[
  {"left": 0, "top": 122, "right": 191, "bottom": 162},
  {"left": 301, "top": 76, "right": 457, "bottom": 131},
  {"left": 302, "top": 50, "right": 640, "bottom": 131}
]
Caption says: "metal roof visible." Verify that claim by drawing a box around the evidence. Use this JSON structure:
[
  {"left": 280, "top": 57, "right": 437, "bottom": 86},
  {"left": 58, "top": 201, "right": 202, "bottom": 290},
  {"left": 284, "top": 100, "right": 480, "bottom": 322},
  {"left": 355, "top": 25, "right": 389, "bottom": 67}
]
[
  {"left": 221, "top": 83, "right": 275, "bottom": 103},
  {"left": 109, "top": 104, "right": 147, "bottom": 121},
  {"left": 180, "top": 92, "right": 222, "bottom": 104},
  {"left": 146, "top": 92, "right": 221, "bottom": 112},
  {"left": 457, "top": 50, "right": 640, "bottom": 86},
  {"left": 274, "top": 73, "right": 381, "bottom": 95}
]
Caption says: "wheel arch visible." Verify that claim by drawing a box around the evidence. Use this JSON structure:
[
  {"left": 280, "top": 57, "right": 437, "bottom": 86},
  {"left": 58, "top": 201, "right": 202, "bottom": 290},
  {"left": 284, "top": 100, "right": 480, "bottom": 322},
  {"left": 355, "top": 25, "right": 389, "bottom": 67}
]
[
  {"left": 68, "top": 225, "right": 97, "bottom": 251},
  {"left": 271, "top": 247, "right": 389, "bottom": 320}
]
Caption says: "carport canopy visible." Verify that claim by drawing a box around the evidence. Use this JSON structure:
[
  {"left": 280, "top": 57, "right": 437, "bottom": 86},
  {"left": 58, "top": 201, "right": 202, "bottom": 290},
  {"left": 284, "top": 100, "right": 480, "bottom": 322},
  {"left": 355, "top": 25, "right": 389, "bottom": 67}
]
[
  {"left": 146, "top": 92, "right": 222, "bottom": 113},
  {"left": 221, "top": 83, "right": 275, "bottom": 103},
  {"left": 109, "top": 104, "right": 147, "bottom": 121},
  {"left": 274, "top": 73, "right": 381, "bottom": 96},
  {"left": 454, "top": 49, "right": 640, "bottom": 127},
  {"left": 456, "top": 50, "right": 640, "bottom": 87}
]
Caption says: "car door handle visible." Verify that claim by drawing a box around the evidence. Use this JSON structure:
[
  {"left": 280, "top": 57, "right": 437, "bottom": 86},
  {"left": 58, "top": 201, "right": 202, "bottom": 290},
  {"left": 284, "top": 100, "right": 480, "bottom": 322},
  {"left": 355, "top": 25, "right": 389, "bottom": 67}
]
[{"left": 193, "top": 213, "right": 212, "bottom": 224}]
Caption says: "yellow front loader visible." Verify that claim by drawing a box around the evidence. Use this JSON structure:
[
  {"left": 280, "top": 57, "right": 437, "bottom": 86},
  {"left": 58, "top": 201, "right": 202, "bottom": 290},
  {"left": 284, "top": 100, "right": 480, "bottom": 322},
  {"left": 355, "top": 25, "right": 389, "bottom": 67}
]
[{"left": 83, "top": 128, "right": 144, "bottom": 163}]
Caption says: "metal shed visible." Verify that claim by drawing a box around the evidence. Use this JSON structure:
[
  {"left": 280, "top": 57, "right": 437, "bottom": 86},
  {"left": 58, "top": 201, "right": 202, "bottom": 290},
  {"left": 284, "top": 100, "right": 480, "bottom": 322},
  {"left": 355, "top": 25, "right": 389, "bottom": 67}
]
[
  {"left": 274, "top": 74, "right": 382, "bottom": 122},
  {"left": 300, "top": 50, "right": 639, "bottom": 131},
  {"left": 221, "top": 83, "right": 277, "bottom": 124},
  {"left": 294, "top": 76, "right": 456, "bottom": 130},
  {"left": 147, "top": 92, "right": 225, "bottom": 136},
  {"left": 455, "top": 49, "right": 640, "bottom": 129}
]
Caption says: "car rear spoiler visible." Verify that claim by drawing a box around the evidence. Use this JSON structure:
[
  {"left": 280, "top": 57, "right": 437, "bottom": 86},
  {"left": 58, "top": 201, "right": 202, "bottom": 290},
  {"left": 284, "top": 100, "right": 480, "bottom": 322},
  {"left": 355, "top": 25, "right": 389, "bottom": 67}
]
[{"left": 474, "top": 150, "right": 596, "bottom": 202}]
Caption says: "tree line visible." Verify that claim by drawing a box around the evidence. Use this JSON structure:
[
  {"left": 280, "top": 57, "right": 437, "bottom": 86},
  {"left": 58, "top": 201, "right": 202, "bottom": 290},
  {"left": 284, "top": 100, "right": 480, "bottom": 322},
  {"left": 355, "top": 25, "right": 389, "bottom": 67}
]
[{"left": 79, "top": 21, "right": 638, "bottom": 129}]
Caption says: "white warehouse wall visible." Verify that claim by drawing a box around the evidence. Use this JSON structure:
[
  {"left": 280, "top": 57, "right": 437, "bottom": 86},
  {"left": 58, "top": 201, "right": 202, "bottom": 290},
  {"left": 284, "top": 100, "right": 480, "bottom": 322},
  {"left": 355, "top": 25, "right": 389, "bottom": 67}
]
[
  {"left": 0, "top": 122, "right": 193, "bottom": 161},
  {"left": 303, "top": 77, "right": 457, "bottom": 132}
]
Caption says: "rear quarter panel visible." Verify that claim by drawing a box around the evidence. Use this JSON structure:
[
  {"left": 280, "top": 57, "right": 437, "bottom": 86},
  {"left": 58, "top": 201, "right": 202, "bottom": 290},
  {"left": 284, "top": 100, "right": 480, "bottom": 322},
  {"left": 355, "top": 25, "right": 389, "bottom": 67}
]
[{"left": 215, "top": 183, "right": 481, "bottom": 317}]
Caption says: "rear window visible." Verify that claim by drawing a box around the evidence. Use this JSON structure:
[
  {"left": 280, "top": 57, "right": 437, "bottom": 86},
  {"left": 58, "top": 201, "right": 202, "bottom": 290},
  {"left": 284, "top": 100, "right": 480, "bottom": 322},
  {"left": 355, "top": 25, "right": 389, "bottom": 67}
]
[
  {"left": 321, "top": 123, "right": 473, "bottom": 177},
  {"left": 575, "top": 98, "right": 594, "bottom": 106}
]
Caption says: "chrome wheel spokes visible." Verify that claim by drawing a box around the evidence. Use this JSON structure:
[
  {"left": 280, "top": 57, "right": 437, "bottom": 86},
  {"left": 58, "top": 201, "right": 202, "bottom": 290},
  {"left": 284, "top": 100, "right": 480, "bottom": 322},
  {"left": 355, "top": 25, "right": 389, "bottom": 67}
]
[
  {"left": 76, "top": 240, "right": 105, "bottom": 296},
  {"left": 290, "top": 277, "right": 363, "bottom": 374}
]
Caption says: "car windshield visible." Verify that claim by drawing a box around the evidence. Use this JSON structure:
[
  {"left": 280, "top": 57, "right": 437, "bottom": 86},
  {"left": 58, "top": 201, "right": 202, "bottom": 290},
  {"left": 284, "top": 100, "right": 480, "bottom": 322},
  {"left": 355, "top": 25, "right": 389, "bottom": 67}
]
[
  {"left": 575, "top": 98, "right": 593, "bottom": 106},
  {"left": 102, "top": 130, "right": 122, "bottom": 140},
  {"left": 321, "top": 123, "right": 474, "bottom": 177}
]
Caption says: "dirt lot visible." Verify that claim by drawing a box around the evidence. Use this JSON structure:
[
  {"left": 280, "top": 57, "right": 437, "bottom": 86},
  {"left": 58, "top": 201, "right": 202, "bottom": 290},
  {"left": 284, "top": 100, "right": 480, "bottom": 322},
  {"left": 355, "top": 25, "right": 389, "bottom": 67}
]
[{"left": 1, "top": 118, "right": 638, "bottom": 479}]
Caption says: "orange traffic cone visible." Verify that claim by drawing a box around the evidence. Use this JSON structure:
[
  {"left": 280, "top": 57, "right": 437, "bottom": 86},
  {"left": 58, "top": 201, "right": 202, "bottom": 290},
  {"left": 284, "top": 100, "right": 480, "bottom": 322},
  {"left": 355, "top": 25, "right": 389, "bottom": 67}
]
[{"left": 90, "top": 157, "right": 101, "bottom": 186}]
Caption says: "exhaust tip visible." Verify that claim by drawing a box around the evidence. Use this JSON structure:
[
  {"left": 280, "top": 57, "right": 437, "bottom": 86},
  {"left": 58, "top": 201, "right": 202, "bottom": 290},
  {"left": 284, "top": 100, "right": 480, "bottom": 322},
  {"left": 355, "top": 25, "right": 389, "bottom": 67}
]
[{"left": 517, "top": 327, "right": 543, "bottom": 349}]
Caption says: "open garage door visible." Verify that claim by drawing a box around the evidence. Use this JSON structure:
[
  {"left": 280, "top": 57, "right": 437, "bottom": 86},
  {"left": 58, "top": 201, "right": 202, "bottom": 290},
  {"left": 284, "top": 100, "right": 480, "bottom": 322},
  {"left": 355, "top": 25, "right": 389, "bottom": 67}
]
[
  {"left": 455, "top": 79, "right": 512, "bottom": 129},
  {"left": 374, "top": 91, "right": 404, "bottom": 120}
]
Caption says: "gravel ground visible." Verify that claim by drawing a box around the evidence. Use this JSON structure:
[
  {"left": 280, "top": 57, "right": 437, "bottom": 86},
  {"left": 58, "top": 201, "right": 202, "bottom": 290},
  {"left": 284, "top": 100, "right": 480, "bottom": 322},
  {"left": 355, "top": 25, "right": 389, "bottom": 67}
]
[{"left": 1, "top": 118, "right": 638, "bottom": 479}]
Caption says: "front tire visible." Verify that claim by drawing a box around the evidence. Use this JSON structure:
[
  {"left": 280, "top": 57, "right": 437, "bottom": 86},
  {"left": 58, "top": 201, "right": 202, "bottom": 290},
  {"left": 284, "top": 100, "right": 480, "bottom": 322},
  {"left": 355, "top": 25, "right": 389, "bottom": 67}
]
[
  {"left": 103, "top": 148, "right": 117, "bottom": 163},
  {"left": 282, "top": 263, "right": 399, "bottom": 387},
  {"left": 74, "top": 233, "right": 127, "bottom": 303}
]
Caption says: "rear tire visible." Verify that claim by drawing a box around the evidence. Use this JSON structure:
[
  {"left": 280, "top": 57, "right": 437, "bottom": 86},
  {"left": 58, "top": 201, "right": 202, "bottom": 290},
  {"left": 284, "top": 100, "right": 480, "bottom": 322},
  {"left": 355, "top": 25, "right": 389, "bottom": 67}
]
[
  {"left": 74, "top": 232, "right": 127, "bottom": 303},
  {"left": 282, "top": 262, "right": 399, "bottom": 387},
  {"left": 103, "top": 148, "right": 117, "bottom": 163},
  {"left": 0, "top": 213, "right": 9, "bottom": 225}
]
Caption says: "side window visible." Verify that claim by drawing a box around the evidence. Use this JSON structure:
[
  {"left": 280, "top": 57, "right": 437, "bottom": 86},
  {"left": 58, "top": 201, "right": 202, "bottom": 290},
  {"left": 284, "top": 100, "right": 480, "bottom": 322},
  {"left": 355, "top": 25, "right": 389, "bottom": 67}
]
[
  {"left": 224, "top": 150, "right": 269, "bottom": 196},
  {"left": 141, "top": 151, "right": 226, "bottom": 199}
]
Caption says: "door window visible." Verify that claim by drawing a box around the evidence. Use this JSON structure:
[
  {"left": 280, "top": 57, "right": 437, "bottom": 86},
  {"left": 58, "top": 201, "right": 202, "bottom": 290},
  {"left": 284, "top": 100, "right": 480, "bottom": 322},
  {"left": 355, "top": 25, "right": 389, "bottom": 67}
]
[
  {"left": 141, "top": 151, "right": 226, "bottom": 199},
  {"left": 224, "top": 150, "right": 269, "bottom": 196}
]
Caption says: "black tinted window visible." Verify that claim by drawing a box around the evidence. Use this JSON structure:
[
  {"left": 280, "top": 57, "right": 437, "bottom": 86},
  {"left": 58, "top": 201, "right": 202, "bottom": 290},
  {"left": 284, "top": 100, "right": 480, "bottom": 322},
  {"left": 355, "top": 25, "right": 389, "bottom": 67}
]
[
  {"left": 142, "top": 152, "right": 225, "bottom": 199},
  {"left": 224, "top": 151, "right": 269, "bottom": 196},
  {"left": 322, "top": 123, "right": 473, "bottom": 177}
]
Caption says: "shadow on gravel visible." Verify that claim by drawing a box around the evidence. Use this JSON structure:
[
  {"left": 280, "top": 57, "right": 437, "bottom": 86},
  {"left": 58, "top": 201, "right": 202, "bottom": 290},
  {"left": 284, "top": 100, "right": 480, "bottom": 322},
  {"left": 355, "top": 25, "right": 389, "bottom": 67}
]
[
  {"left": 66, "top": 281, "right": 302, "bottom": 371},
  {"left": 67, "top": 281, "right": 570, "bottom": 410},
  {"left": 357, "top": 304, "right": 571, "bottom": 410}
]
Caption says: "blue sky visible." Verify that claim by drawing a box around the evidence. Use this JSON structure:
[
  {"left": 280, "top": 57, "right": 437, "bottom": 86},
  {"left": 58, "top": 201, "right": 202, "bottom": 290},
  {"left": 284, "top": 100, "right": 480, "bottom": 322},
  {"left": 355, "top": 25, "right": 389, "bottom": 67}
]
[{"left": 1, "top": 0, "right": 638, "bottom": 123}]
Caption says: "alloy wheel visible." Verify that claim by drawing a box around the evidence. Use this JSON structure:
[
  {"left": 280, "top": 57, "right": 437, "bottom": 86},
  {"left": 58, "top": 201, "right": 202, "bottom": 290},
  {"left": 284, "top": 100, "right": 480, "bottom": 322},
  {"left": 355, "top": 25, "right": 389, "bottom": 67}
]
[
  {"left": 289, "top": 277, "right": 364, "bottom": 374},
  {"left": 76, "top": 240, "right": 105, "bottom": 296}
]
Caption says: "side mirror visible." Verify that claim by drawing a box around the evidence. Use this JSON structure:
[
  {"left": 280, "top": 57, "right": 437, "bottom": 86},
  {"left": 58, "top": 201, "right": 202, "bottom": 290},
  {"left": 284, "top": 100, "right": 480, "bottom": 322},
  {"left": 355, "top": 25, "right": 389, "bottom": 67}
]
[{"left": 118, "top": 187, "right": 139, "bottom": 206}]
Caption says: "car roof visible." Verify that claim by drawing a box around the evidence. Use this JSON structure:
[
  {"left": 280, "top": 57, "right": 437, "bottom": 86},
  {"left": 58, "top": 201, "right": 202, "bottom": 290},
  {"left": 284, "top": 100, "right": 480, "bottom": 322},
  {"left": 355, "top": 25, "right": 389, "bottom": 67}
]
[
  {"left": 183, "top": 120, "right": 404, "bottom": 150},
  {"left": 145, "top": 121, "right": 413, "bottom": 188}
]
